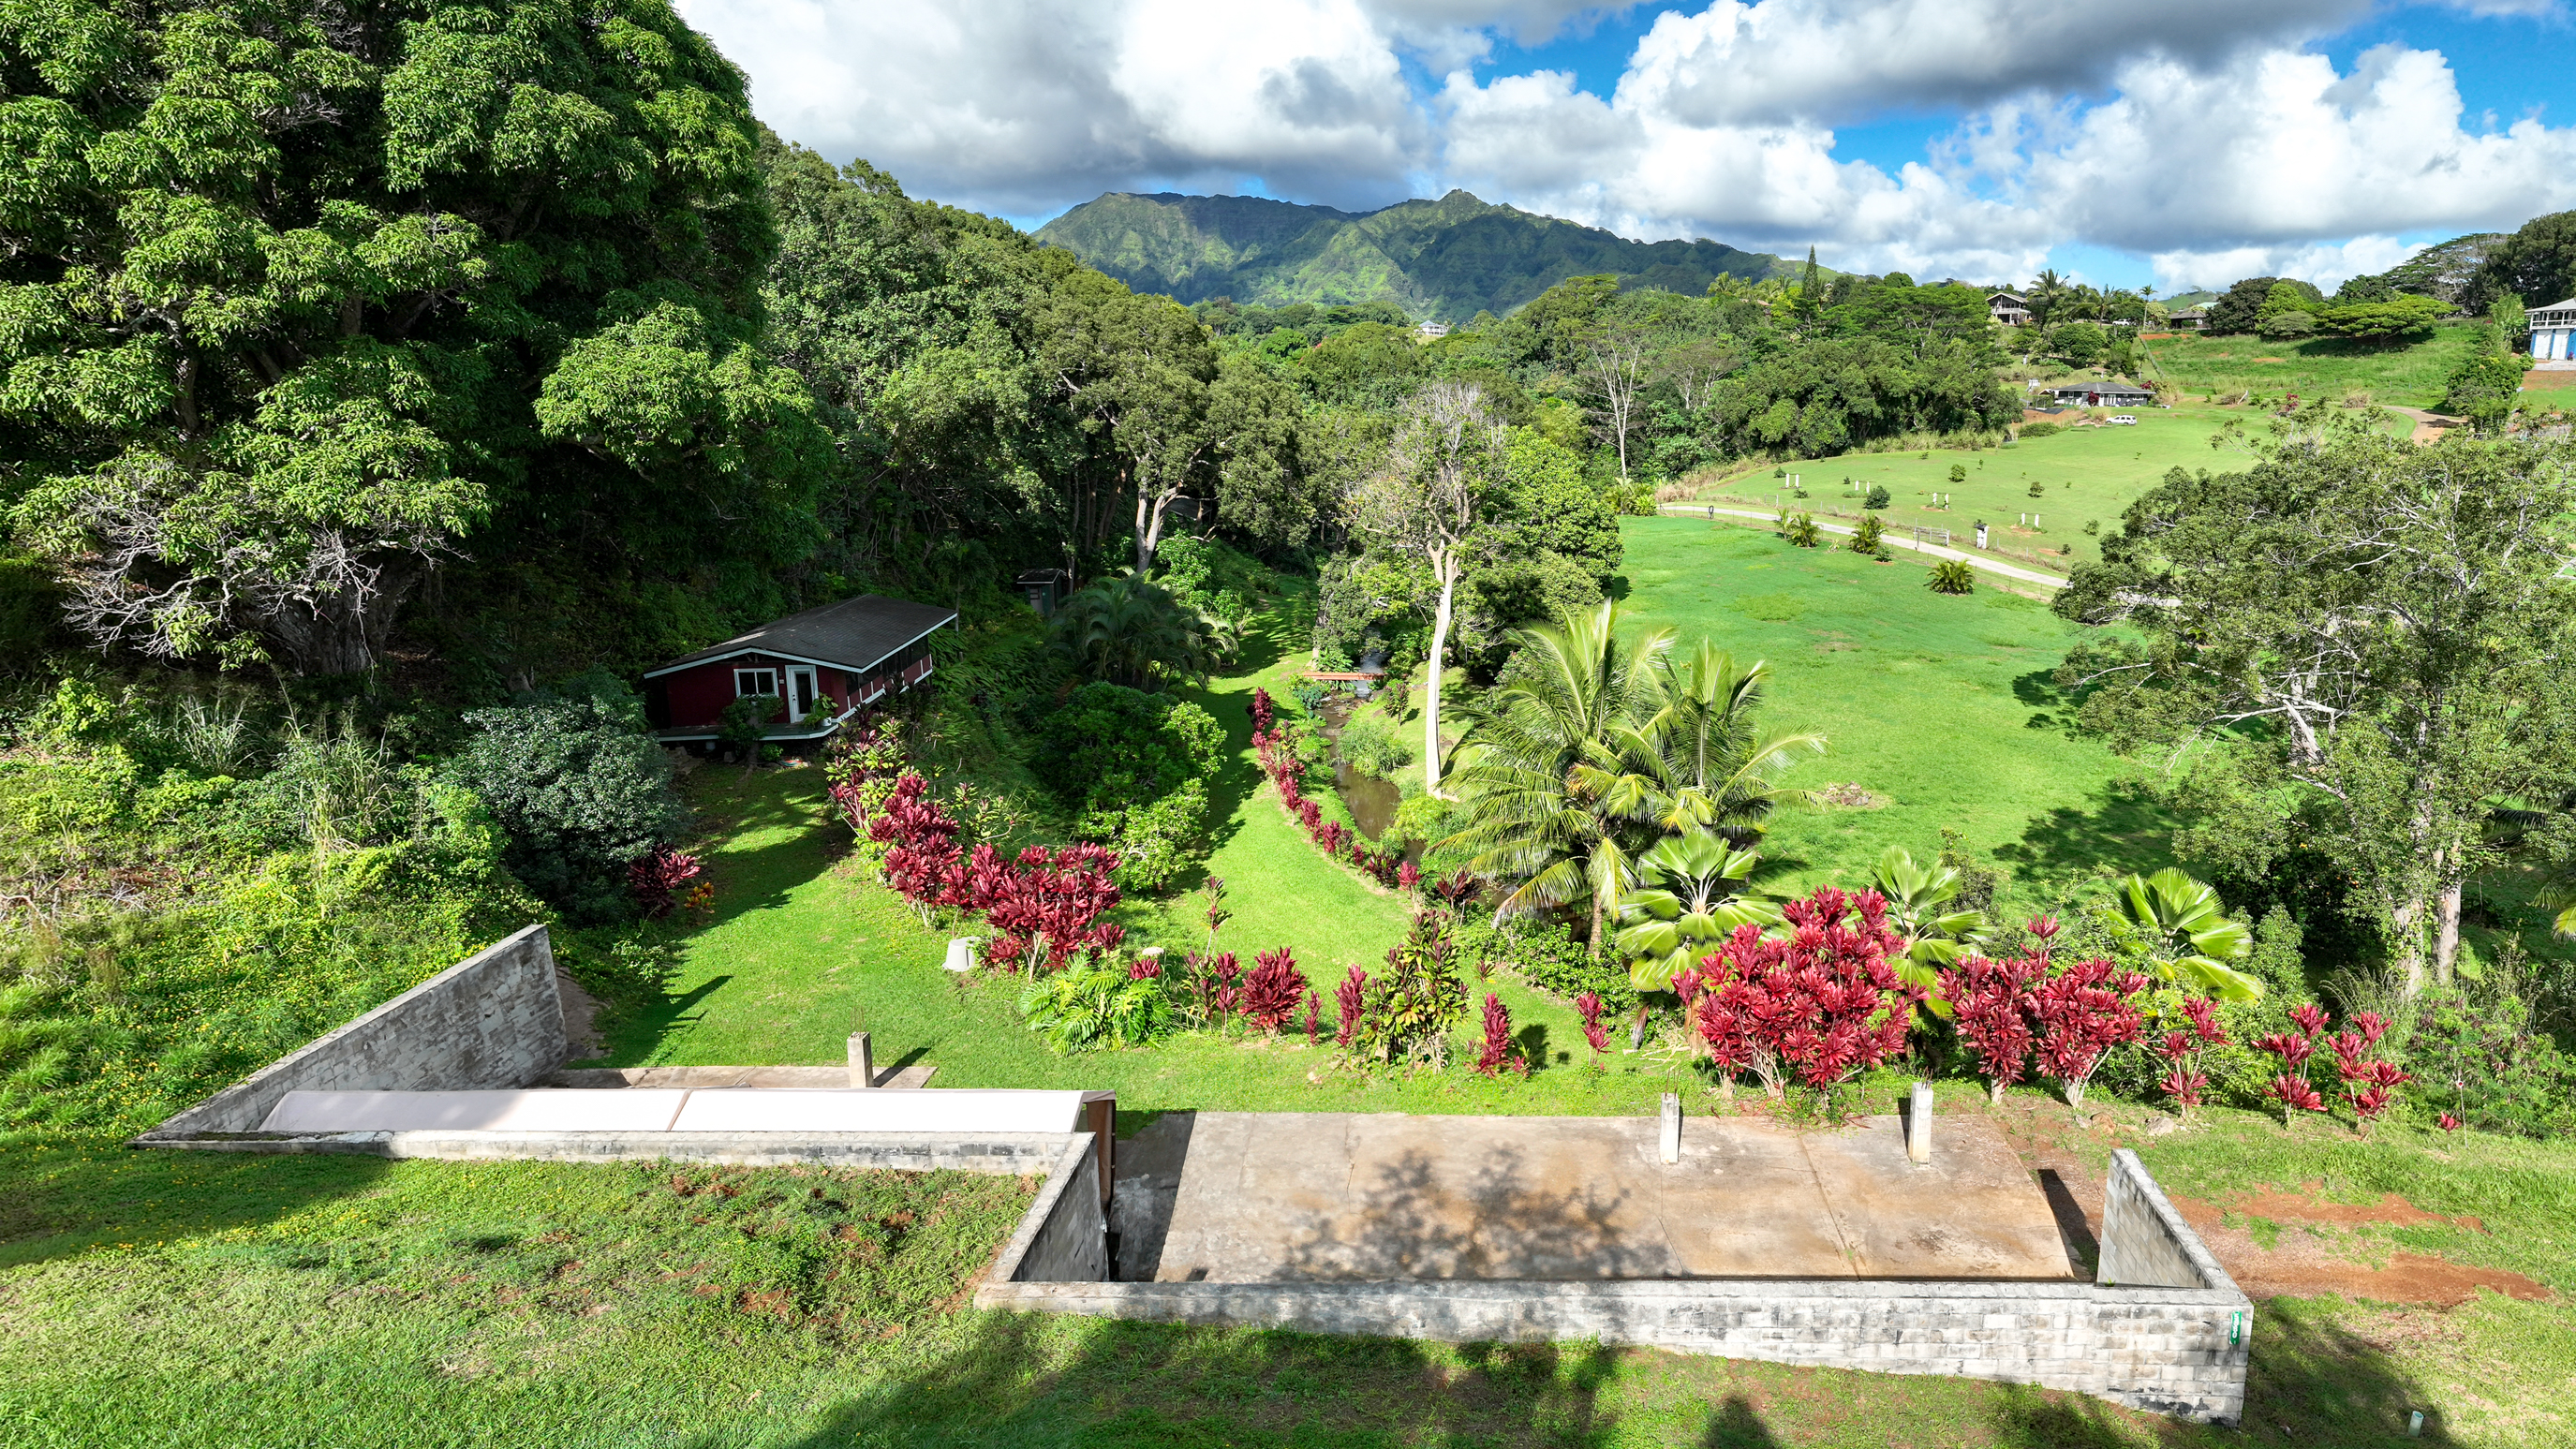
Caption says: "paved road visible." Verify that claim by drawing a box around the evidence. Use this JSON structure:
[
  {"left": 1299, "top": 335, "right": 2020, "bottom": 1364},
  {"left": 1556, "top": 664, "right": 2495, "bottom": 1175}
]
[{"left": 1659, "top": 505, "right": 2072, "bottom": 590}]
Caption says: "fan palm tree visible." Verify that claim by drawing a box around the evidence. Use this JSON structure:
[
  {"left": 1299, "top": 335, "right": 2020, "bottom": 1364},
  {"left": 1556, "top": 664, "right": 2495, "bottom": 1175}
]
[
  {"left": 1870, "top": 846, "right": 1987, "bottom": 1009},
  {"left": 2094, "top": 869, "right": 2263, "bottom": 1001},
  {"left": 1438, "top": 600, "right": 1672, "bottom": 954},
  {"left": 1634, "top": 641, "right": 1824, "bottom": 844},
  {"left": 1049, "top": 572, "right": 1220, "bottom": 690},
  {"left": 1613, "top": 827, "right": 1775, "bottom": 1044}
]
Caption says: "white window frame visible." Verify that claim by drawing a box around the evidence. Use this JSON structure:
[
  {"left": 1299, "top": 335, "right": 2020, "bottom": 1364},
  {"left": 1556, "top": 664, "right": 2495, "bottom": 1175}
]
[{"left": 733, "top": 667, "right": 778, "bottom": 699}]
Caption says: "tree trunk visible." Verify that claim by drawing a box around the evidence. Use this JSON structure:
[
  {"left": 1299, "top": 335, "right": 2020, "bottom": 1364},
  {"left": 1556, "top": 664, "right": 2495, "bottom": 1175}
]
[
  {"left": 2391, "top": 895, "right": 2426, "bottom": 998},
  {"left": 1629, "top": 1000, "right": 1649, "bottom": 1050},
  {"left": 1423, "top": 556, "right": 1458, "bottom": 798},
  {"left": 2434, "top": 879, "right": 2464, "bottom": 986}
]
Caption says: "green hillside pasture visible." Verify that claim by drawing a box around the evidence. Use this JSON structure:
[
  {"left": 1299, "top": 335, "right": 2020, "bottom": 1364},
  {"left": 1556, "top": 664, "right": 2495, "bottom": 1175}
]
[
  {"left": 1690, "top": 404, "right": 2233, "bottom": 573},
  {"left": 2139, "top": 323, "right": 2486, "bottom": 408},
  {"left": 1616, "top": 516, "right": 2171, "bottom": 907}
]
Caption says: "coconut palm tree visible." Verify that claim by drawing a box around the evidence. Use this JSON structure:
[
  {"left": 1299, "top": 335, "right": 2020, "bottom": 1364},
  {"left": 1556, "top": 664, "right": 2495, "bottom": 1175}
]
[
  {"left": 1438, "top": 600, "right": 1672, "bottom": 953},
  {"left": 2094, "top": 868, "right": 2263, "bottom": 1001},
  {"left": 1634, "top": 641, "right": 1824, "bottom": 845}
]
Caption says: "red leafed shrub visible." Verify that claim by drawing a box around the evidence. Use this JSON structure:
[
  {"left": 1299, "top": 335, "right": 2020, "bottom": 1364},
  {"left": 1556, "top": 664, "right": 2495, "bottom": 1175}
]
[
  {"left": 1334, "top": 966, "right": 1367, "bottom": 1047},
  {"left": 2439, "top": 1112, "right": 2463, "bottom": 1132},
  {"left": 2152, "top": 995, "right": 2228, "bottom": 1116},
  {"left": 1242, "top": 947, "right": 1307, "bottom": 1032},
  {"left": 1575, "top": 991, "right": 1610, "bottom": 1063},
  {"left": 1193, "top": 951, "right": 1242, "bottom": 1024},
  {"left": 870, "top": 775, "right": 963, "bottom": 901},
  {"left": 1128, "top": 953, "right": 1163, "bottom": 981},
  {"left": 1251, "top": 688, "right": 1276, "bottom": 736},
  {"left": 1936, "top": 945, "right": 2048, "bottom": 1103},
  {"left": 628, "top": 848, "right": 704, "bottom": 920},
  {"left": 1430, "top": 871, "right": 1479, "bottom": 909},
  {"left": 1474, "top": 993, "right": 1529, "bottom": 1076},
  {"left": 2269, "top": 1074, "right": 2326, "bottom": 1115},
  {"left": 1398, "top": 859, "right": 1421, "bottom": 892},
  {"left": 1690, "top": 886, "right": 1919, "bottom": 1096},
  {"left": 979, "top": 843, "right": 1124, "bottom": 972},
  {"left": 2029, "top": 957, "right": 2147, "bottom": 1111},
  {"left": 1304, "top": 989, "right": 1323, "bottom": 1045},
  {"left": 2257, "top": 1002, "right": 2335, "bottom": 1126},
  {"left": 2328, "top": 1011, "right": 2408, "bottom": 1129}
]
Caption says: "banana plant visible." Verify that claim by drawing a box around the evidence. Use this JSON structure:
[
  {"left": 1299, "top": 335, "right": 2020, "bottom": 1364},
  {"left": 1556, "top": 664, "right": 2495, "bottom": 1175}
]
[
  {"left": 2094, "top": 868, "right": 2263, "bottom": 1002},
  {"left": 1613, "top": 828, "right": 1776, "bottom": 1045},
  {"left": 1871, "top": 845, "right": 1987, "bottom": 1012}
]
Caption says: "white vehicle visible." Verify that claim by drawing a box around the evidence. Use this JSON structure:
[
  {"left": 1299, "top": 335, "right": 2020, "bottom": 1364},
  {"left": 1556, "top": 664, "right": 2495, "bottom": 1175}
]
[{"left": 2107, "top": 414, "right": 2139, "bottom": 425}]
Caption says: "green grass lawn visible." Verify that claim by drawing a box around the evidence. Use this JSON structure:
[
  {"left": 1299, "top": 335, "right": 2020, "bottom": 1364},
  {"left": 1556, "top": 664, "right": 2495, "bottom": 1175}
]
[
  {"left": 4, "top": 1102, "right": 2569, "bottom": 1446},
  {"left": 1615, "top": 515, "right": 2168, "bottom": 907},
  {"left": 2139, "top": 324, "right": 2485, "bottom": 409}
]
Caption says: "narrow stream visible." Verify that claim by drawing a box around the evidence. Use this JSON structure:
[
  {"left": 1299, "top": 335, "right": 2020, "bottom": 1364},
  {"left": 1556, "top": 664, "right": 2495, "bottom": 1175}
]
[{"left": 1315, "top": 693, "right": 1404, "bottom": 846}]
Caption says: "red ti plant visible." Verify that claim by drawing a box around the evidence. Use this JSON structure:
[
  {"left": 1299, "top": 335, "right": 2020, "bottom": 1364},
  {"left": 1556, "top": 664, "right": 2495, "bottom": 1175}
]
[
  {"left": 1575, "top": 991, "right": 1611, "bottom": 1065},
  {"left": 1936, "top": 945, "right": 2049, "bottom": 1104},
  {"left": 2029, "top": 957, "right": 2148, "bottom": 1111},
  {"left": 1242, "top": 947, "right": 1307, "bottom": 1032},
  {"left": 628, "top": 848, "right": 704, "bottom": 920},
  {"left": 2258, "top": 1001, "right": 2332, "bottom": 1126},
  {"left": 1250, "top": 687, "right": 1276, "bottom": 736},
  {"left": 1334, "top": 966, "right": 1367, "bottom": 1048},
  {"left": 1474, "top": 993, "right": 1529, "bottom": 1076},
  {"left": 2152, "top": 995, "right": 2229, "bottom": 1117},
  {"left": 1304, "top": 989, "right": 1323, "bottom": 1046},
  {"left": 1690, "top": 887, "right": 1920, "bottom": 1097},
  {"left": 1127, "top": 952, "right": 1163, "bottom": 981},
  {"left": 1399, "top": 859, "right": 1421, "bottom": 892},
  {"left": 1193, "top": 951, "right": 1242, "bottom": 1025},
  {"left": 2328, "top": 1011, "right": 2408, "bottom": 1130}
]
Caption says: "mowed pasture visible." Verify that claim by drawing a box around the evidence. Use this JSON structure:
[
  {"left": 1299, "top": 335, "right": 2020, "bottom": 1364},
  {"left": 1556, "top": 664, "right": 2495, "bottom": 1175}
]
[
  {"left": 2139, "top": 322, "right": 2488, "bottom": 408},
  {"left": 1615, "top": 515, "right": 2166, "bottom": 907}
]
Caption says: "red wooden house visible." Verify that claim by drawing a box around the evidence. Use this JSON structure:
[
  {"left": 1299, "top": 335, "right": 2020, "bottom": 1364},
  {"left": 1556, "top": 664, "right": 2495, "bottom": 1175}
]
[{"left": 642, "top": 595, "right": 958, "bottom": 749}]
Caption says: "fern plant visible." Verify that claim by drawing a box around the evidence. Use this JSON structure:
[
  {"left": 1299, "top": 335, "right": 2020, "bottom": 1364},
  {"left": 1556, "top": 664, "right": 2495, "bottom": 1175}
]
[{"left": 1018, "top": 964, "right": 1176, "bottom": 1053}]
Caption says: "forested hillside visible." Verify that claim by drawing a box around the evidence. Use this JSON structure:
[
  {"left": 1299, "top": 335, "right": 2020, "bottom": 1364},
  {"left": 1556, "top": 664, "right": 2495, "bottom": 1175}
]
[{"left": 1036, "top": 189, "right": 1804, "bottom": 320}]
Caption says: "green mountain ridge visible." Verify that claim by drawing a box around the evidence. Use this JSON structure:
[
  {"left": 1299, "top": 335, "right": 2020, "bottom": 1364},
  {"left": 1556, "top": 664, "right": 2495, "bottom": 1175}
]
[{"left": 1035, "top": 189, "right": 1804, "bottom": 322}]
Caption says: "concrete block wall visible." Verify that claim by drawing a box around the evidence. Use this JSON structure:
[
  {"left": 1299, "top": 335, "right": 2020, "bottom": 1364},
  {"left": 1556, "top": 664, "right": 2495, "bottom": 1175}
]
[
  {"left": 2099, "top": 1147, "right": 2225, "bottom": 1291},
  {"left": 141, "top": 924, "right": 567, "bottom": 1138},
  {"left": 985, "top": 1137, "right": 1107, "bottom": 1285},
  {"left": 980, "top": 1275, "right": 2249, "bottom": 1424}
]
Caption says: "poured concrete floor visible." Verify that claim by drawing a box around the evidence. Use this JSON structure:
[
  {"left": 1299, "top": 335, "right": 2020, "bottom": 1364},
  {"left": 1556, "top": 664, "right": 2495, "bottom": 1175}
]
[{"left": 1115, "top": 1111, "right": 2072, "bottom": 1283}]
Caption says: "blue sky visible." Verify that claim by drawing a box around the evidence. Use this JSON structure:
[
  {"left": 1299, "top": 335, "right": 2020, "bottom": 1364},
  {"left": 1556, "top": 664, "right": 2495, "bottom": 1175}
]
[{"left": 679, "top": 0, "right": 2576, "bottom": 292}]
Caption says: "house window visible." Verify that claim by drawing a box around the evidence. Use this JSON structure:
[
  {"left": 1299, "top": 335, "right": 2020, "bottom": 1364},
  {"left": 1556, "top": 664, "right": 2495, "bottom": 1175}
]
[{"left": 733, "top": 667, "right": 777, "bottom": 700}]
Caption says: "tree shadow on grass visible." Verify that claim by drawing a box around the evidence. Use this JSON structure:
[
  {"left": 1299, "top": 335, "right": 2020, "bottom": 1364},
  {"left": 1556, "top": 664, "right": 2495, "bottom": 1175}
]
[
  {"left": 595, "top": 973, "right": 733, "bottom": 1065},
  {"left": 0, "top": 1145, "right": 392, "bottom": 1271},
  {"left": 1994, "top": 778, "right": 2182, "bottom": 892}
]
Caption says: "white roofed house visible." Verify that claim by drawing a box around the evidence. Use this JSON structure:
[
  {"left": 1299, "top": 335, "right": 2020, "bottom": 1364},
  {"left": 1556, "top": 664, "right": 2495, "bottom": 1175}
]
[
  {"left": 2531, "top": 298, "right": 2576, "bottom": 364},
  {"left": 1989, "top": 292, "right": 2031, "bottom": 327}
]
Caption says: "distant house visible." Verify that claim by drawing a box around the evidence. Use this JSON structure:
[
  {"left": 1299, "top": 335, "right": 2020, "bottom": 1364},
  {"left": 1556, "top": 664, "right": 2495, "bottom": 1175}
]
[
  {"left": 1989, "top": 292, "right": 2031, "bottom": 327},
  {"left": 642, "top": 595, "right": 958, "bottom": 747},
  {"left": 2045, "top": 381, "right": 2156, "bottom": 407},
  {"left": 2169, "top": 307, "right": 2209, "bottom": 332},
  {"left": 2531, "top": 297, "right": 2576, "bottom": 362},
  {"left": 1415, "top": 320, "right": 1451, "bottom": 340}
]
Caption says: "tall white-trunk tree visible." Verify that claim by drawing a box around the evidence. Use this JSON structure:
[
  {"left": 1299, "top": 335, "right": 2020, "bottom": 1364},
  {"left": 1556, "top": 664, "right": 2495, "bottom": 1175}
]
[{"left": 1348, "top": 383, "right": 1507, "bottom": 800}]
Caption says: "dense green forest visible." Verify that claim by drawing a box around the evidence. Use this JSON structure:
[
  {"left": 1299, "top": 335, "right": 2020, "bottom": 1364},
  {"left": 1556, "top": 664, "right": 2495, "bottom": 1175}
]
[{"left": 1036, "top": 188, "right": 1806, "bottom": 322}]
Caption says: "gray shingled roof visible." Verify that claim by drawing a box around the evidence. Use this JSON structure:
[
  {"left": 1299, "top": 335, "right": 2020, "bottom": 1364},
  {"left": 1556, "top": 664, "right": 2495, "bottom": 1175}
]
[{"left": 643, "top": 595, "right": 957, "bottom": 678}]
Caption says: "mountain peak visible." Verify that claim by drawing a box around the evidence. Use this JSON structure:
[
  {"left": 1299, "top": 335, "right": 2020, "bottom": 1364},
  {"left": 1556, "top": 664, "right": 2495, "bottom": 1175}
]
[{"left": 1035, "top": 191, "right": 1795, "bottom": 322}]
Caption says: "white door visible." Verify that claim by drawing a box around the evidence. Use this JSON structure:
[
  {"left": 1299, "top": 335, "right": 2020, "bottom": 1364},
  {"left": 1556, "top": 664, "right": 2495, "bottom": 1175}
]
[{"left": 788, "top": 667, "right": 818, "bottom": 720}]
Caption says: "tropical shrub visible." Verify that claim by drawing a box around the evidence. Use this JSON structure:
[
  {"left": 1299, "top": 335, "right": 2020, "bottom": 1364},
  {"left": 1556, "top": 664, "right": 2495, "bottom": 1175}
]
[
  {"left": 1241, "top": 948, "right": 1308, "bottom": 1032},
  {"left": 1103, "top": 778, "right": 1207, "bottom": 894},
  {"left": 1690, "top": 886, "right": 1919, "bottom": 1096},
  {"left": 1458, "top": 915, "right": 1627, "bottom": 1010},
  {"left": 1848, "top": 513, "right": 1885, "bottom": 554},
  {"left": 1864, "top": 484, "right": 1891, "bottom": 509},
  {"left": 2406, "top": 984, "right": 2576, "bottom": 1138},
  {"left": 1940, "top": 946, "right": 2045, "bottom": 1102},
  {"left": 1051, "top": 572, "right": 1221, "bottom": 688},
  {"left": 1614, "top": 829, "right": 1769, "bottom": 1036},
  {"left": 447, "top": 678, "right": 688, "bottom": 921},
  {"left": 2092, "top": 869, "right": 2260, "bottom": 1001},
  {"left": 2257, "top": 1002, "right": 2334, "bottom": 1123},
  {"left": 2442, "top": 352, "right": 2532, "bottom": 433},
  {"left": 1019, "top": 964, "right": 1174, "bottom": 1052},
  {"left": 1474, "top": 993, "right": 1529, "bottom": 1076},
  {"left": 2018, "top": 421, "right": 2061, "bottom": 439},
  {"left": 1339, "top": 909, "right": 1470, "bottom": 1068},
  {"left": 1926, "top": 559, "right": 1976, "bottom": 594},
  {"left": 1871, "top": 845, "right": 1986, "bottom": 1004},
  {"left": 1784, "top": 513, "right": 1822, "bottom": 547},
  {"left": 2150, "top": 995, "right": 2229, "bottom": 1117},
  {"left": 628, "top": 849, "right": 703, "bottom": 920},
  {"left": 1337, "top": 709, "right": 1414, "bottom": 777}
]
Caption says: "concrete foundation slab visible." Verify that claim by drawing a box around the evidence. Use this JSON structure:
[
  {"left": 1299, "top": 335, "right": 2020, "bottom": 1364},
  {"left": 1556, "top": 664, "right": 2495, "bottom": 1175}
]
[
  {"left": 259, "top": 1088, "right": 688, "bottom": 1133},
  {"left": 671, "top": 1087, "right": 1088, "bottom": 1134},
  {"left": 1146, "top": 1112, "right": 2070, "bottom": 1283},
  {"left": 546, "top": 1063, "right": 938, "bottom": 1089}
]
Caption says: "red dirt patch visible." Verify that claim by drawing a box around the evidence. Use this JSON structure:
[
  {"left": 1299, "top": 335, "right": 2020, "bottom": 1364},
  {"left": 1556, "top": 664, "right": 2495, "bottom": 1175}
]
[{"left": 2221, "top": 1185, "right": 2481, "bottom": 1233}]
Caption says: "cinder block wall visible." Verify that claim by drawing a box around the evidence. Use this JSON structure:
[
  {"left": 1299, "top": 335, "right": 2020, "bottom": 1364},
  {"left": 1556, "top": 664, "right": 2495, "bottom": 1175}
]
[
  {"left": 990, "top": 1138, "right": 1107, "bottom": 1285},
  {"left": 2099, "top": 1147, "right": 2218, "bottom": 1289},
  {"left": 141, "top": 924, "right": 567, "bottom": 1137}
]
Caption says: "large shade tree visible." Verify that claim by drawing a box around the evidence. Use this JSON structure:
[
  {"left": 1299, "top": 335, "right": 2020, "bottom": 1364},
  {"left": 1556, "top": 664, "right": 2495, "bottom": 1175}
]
[
  {"left": 2054, "top": 418, "right": 2576, "bottom": 992},
  {"left": 2, "top": 0, "right": 826, "bottom": 673}
]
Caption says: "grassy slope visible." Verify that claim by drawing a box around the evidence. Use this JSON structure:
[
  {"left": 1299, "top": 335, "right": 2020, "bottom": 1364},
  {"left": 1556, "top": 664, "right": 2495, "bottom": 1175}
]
[
  {"left": 3, "top": 1106, "right": 2569, "bottom": 1446},
  {"left": 1616, "top": 516, "right": 2169, "bottom": 908},
  {"left": 2139, "top": 324, "right": 2486, "bottom": 409}
]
